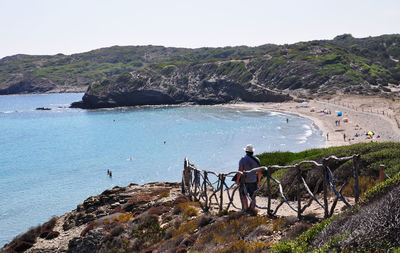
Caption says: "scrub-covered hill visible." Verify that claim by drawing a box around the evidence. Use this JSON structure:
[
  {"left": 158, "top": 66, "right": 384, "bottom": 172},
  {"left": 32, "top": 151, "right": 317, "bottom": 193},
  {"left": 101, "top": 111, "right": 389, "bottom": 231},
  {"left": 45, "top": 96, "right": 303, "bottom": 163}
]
[
  {"left": 72, "top": 34, "right": 400, "bottom": 108},
  {"left": 1, "top": 34, "right": 400, "bottom": 105},
  {"left": 0, "top": 45, "right": 275, "bottom": 94}
]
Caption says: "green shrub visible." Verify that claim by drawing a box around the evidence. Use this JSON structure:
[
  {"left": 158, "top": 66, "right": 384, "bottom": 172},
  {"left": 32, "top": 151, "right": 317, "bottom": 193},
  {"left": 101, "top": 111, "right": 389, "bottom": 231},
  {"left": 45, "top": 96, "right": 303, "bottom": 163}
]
[
  {"left": 362, "top": 171, "right": 400, "bottom": 203},
  {"left": 131, "top": 214, "right": 165, "bottom": 250}
]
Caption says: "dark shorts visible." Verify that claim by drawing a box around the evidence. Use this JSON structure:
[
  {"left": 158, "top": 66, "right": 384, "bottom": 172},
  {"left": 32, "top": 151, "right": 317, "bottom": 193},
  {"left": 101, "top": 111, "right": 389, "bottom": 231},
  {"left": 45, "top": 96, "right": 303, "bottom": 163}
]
[{"left": 245, "top": 182, "right": 258, "bottom": 198}]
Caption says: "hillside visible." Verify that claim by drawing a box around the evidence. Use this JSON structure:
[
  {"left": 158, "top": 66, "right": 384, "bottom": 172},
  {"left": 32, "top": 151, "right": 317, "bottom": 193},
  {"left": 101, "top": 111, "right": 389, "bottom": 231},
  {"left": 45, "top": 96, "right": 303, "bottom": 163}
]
[
  {"left": 72, "top": 34, "right": 400, "bottom": 108},
  {"left": 0, "top": 45, "right": 275, "bottom": 94},
  {"left": 1, "top": 34, "right": 400, "bottom": 104},
  {"left": 3, "top": 143, "right": 400, "bottom": 252}
]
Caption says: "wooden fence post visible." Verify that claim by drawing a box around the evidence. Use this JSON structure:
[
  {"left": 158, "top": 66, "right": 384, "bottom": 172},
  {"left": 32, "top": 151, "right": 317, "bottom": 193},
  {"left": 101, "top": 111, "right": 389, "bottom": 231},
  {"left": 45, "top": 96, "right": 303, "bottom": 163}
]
[
  {"left": 267, "top": 168, "right": 272, "bottom": 216},
  {"left": 379, "top": 164, "right": 385, "bottom": 183},
  {"left": 322, "top": 162, "right": 329, "bottom": 218},
  {"left": 193, "top": 170, "right": 199, "bottom": 201},
  {"left": 296, "top": 166, "right": 302, "bottom": 219},
  {"left": 203, "top": 171, "right": 209, "bottom": 212},
  {"left": 219, "top": 175, "right": 225, "bottom": 212},
  {"left": 352, "top": 155, "right": 360, "bottom": 203},
  {"left": 182, "top": 158, "right": 189, "bottom": 195}
]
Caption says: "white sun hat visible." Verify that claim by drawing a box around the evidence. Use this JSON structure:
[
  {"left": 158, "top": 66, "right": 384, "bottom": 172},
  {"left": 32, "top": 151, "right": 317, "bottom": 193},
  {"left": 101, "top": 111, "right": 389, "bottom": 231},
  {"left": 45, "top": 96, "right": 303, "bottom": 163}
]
[{"left": 244, "top": 144, "right": 255, "bottom": 153}]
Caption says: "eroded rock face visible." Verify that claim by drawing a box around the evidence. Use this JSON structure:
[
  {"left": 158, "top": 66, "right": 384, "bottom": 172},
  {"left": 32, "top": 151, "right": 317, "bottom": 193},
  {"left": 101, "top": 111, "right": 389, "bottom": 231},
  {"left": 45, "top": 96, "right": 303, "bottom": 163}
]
[
  {"left": 0, "top": 76, "right": 55, "bottom": 95},
  {"left": 72, "top": 66, "right": 292, "bottom": 109}
]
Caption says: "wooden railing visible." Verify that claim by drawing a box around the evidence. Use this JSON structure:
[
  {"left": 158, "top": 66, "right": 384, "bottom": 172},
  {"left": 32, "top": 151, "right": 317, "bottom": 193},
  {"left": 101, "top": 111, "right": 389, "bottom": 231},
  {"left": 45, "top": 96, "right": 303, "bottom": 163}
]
[{"left": 182, "top": 154, "right": 361, "bottom": 219}]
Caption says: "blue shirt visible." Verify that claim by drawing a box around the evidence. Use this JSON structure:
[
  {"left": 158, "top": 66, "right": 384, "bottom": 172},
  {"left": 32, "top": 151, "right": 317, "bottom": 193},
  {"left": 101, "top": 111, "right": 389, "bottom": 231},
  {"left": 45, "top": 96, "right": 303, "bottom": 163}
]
[{"left": 239, "top": 154, "right": 260, "bottom": 183}]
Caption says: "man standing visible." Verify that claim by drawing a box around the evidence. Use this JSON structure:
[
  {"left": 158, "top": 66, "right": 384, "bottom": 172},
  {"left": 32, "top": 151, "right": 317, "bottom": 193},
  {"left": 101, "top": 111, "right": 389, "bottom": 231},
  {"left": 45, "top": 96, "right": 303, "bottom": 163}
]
[{"left": 236, "top": 144, "right": 261, "bottom": 211}]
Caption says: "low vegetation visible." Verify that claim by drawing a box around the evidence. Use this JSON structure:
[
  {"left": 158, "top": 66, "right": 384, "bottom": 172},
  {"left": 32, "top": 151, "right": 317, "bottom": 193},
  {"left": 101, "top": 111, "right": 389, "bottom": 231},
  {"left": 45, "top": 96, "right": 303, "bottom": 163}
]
[
  {"left": 3, "top": 217, "right": 58, "bottom": 252},
  {"left": 257, "top": 142, "right": 400, "bottom": 199},
  {"left": 95, "top": 142, "right": 400, "bottom": 252},
  {"left": 1, "top": 34, "right": 400, "bottom": 97},
  {"left": 273, "top": 173, "right": 400, "bottom": 252},
  {"left": 258, "top": 142, "right": 400, "bottom": 252}
]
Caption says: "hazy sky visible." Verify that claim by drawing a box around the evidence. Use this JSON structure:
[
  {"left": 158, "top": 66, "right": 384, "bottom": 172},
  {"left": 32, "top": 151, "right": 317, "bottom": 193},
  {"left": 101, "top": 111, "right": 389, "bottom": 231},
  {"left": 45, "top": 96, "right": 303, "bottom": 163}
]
[{"left": 0, "top": 0, "right": 399, "bottom": 58}]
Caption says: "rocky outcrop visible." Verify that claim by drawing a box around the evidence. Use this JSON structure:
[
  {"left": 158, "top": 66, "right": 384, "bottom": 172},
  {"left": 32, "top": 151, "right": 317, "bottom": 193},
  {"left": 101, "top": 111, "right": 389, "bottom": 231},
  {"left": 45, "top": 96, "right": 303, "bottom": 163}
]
[
  {"left": 71, "top": 62, "right": 293, "bottom": 109},
  {"left": 2, "top": 182, "right": 181, "bottom": 253},
  {"left": 0, "top": 75, "right": 54, "bottom": 95},
  {"left": 1, "top": 182, "right": 298, "bottom": 253}
]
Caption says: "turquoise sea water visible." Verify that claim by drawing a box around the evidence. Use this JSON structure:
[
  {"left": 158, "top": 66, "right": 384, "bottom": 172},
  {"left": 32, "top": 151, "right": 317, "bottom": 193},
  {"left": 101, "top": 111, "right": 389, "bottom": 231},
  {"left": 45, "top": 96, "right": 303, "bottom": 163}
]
[{"left": 0, "top": 93, "right": 325, "bottom": 246}]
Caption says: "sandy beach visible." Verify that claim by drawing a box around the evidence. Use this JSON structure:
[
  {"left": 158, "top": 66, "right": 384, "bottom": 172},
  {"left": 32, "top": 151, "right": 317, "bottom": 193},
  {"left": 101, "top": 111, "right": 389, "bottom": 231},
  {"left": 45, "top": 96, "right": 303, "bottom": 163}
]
[{"left": 228, "top": 95, "right": 400, "bottom": 147}]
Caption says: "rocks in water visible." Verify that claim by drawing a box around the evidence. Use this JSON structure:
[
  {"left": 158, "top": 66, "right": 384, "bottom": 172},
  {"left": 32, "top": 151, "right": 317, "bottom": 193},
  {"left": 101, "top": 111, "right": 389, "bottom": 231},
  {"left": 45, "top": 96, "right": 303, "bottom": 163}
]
[{"left": 35, "top": 107, "right": 51, "bottom": 110}]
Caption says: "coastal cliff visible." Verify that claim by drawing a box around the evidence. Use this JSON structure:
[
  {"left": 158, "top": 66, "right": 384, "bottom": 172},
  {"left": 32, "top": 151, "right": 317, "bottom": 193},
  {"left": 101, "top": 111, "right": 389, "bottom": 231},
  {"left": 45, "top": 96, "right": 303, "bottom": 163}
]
[{"left": 70, "top": 62, "right": 292, "bottom": 109}]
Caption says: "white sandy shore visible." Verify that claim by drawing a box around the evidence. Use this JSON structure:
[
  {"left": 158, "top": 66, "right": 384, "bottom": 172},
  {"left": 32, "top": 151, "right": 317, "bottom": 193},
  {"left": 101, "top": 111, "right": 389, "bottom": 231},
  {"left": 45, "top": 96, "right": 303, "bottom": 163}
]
[{"left": 223, "top": 95, "right": 400, "bottom": 148}]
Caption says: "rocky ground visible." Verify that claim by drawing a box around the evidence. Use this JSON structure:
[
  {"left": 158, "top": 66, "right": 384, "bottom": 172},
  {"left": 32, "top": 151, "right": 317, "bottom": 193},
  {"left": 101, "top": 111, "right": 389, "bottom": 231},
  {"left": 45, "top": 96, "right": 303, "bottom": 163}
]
[{"left": 2, "top": 182, "right": 336, "bottom": 253}]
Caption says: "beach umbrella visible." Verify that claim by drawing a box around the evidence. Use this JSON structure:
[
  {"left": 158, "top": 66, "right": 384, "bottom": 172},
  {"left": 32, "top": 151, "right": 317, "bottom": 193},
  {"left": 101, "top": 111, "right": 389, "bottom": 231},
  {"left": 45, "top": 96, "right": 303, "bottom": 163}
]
[
  {"left": 368, "top": 131, "right": 374, "bottom": 136},
  {"left": 337, "top": 112, "right": 342, "bottom": 116}
]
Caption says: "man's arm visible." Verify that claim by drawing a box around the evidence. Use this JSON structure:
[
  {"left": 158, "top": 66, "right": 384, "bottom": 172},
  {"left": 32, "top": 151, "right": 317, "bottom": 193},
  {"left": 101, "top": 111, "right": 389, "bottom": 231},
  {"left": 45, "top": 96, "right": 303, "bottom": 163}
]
[
  {"left": 236, "top": 159, "right": 244, "bottom": 184},
  {"left": 236, "top": 166, "right": 243, "bottom": 184}
]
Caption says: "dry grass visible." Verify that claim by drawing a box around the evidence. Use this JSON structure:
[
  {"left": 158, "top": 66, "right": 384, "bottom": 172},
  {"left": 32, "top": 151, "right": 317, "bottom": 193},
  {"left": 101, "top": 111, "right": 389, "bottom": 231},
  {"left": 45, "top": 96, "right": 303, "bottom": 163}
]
[
  {"left": 158, "top": 190, "right": 170, "bottom": 198},
  {"left": 173, "top": 201, "right": 200, "bottom": 218},
  {"left": 127, "top": 188, "right": 170, "bottom": 204},
  {"left": 104, "top": 213, "right": 134, "bottom": 225},
  {"left": 183, "top": 206, "right": 198, "bottom": 218},
  {"left": 198, "top": 216, "right": 272, "bottom": 245},
  {"left": 147, "top": 205, "right": 171, "bottom": 215},
  {"left": 131, "top": 214, "right": 165, "bottom": 251},
  {"left": 272, "top": 218, "right": 286, "bottom": 232},
  {"left": 172, "top": 217, "right": 200, "bottom": 238},
  {"left": 340, "top": 176, "right": 378, "bottom": 197},
  {"left": 113, "top": 213, "right": 133, "bottom": 223},
  {"left": 216, "top": 240, "right": 273, "bottom": 253}
]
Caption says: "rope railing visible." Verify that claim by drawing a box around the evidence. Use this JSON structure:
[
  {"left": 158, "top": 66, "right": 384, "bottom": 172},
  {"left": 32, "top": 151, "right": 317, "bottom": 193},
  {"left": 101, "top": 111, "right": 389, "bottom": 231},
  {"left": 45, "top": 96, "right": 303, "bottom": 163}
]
[{"left": 182, "top": 154, "right": 361, "bottom": 219}]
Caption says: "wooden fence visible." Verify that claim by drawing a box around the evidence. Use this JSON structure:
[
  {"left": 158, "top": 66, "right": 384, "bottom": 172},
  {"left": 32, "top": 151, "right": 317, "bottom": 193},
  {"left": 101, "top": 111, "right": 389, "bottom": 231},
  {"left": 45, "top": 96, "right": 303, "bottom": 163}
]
[{"left": 181, "top": 154, "right": 361, "bottom": 219}]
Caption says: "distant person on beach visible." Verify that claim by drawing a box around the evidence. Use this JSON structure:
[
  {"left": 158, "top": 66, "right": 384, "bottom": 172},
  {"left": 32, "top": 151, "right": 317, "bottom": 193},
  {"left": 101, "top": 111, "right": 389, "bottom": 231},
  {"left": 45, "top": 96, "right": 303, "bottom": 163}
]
[
  {"left": 236, "top": 144, "right": 261, "bottom": 211},
  {"left": 286, "top": 118, "right": 289, "bottom": 123},
  {"left": 326, "top": 133, "right": 329, "bottom": 141},
  {"left": 343, "top": 133, "right": 346, "bottom": 141}
]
